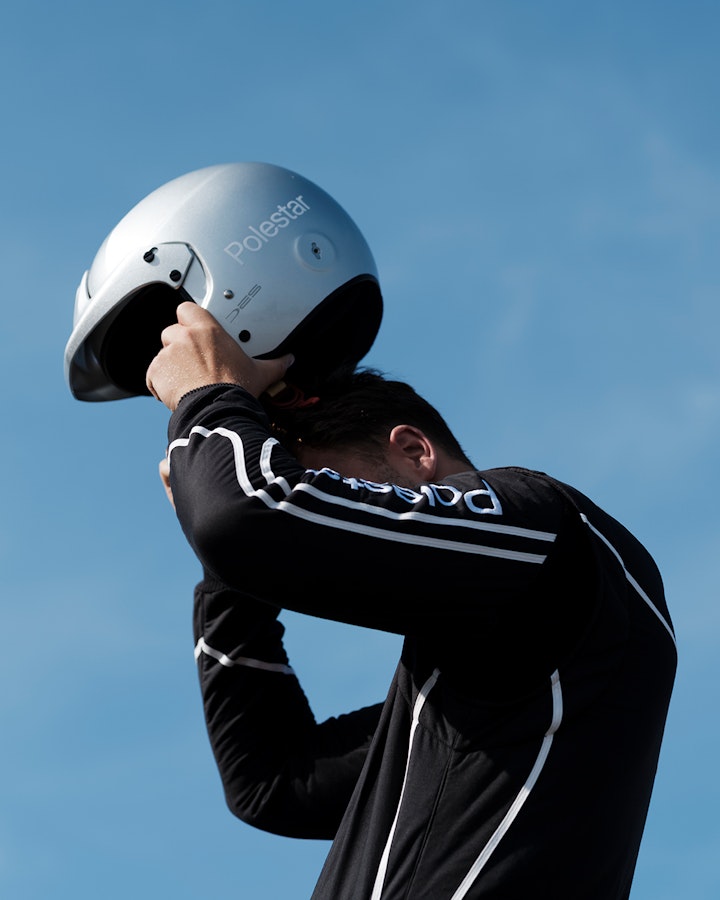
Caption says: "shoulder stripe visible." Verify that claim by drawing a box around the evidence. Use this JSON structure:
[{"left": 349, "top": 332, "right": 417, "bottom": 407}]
[
  {"left": 276, "top": 499, "right": 548, "bottom": 562},
  {"left": 168, "top": 426, "right": 287, "bottom": 503},
  {"left": 168, "top": 426, "right": 553, "bottom": 563},
  {"left": 580, "top": 514, "right": 677, "bottom": 648},
  {"left": 294, "top": 482, "right": 558, "bottom": 542}
]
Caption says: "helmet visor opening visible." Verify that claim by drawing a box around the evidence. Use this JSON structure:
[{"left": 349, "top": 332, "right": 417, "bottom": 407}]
[{"left": 100, "top": 283, "right": 191, "bottom": 397}]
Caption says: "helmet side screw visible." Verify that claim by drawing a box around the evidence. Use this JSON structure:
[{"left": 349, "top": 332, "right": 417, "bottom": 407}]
[
  {"left": 238, "top": 330, "right": 251, "bottom": 343},
  {"left": 143, "top": 248, "right": 157, "bottom": 262},
  {"left": 224, "top": 289, "right": 234, "bottom": 299},
  {"left": 169, "top": 269, "right": 182, "bottom": 282}
]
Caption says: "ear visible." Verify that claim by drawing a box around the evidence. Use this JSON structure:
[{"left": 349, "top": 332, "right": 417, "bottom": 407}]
[{"left": 387, "top": 425, "right": 438, "bottom": 481}]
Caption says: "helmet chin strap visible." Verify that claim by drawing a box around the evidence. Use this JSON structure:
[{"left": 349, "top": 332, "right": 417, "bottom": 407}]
[{"left": 264, "top": 380, "right": 320, "bottom": 409}]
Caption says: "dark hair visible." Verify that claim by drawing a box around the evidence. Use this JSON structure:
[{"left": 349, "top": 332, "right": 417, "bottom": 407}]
[{"left": 264, "top": 368, "right": 473, "bottom": 466}]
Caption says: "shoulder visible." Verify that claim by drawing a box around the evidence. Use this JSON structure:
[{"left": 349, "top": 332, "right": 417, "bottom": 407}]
[{"left": 458, "top": 466, "right": 577, "bottom": 528}]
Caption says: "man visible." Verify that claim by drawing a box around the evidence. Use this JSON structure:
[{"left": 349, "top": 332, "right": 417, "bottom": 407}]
[{"left": 148, "top": 301, "right": 677, "bottom": 899}]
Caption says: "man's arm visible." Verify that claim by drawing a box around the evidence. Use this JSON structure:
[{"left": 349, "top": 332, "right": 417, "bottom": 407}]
[
  {"left": 153, "top": 304, "right": 575, "bottom": 648},
  {"left": 194, "top": 569, "right": 382, "bottom": 838},
  {"left": 161, "top": 455, "right": 382, "bottom": 838},
  {"left": 165, "top": 382, "right": 568, "bottom": 638}
]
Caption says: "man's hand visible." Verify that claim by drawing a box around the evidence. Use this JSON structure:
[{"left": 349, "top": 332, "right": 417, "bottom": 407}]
[
  {"left": 158, "top": 458, "right": 175, "bottom": 509},
  {"left": 146, "top": 302, "right": 294, "bottom": 411}
]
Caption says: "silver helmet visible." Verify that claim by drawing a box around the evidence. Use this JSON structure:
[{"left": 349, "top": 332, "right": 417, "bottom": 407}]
[{"left": 65, "top": 162, "right": 383, "bottom": 401}]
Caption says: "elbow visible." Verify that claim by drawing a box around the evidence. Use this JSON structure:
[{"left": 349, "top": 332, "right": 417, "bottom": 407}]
[
  {"left": 186, "top": 503, "right": 273, "bottom": 590},
  {"left": 224, "top": 779, "right": 279, "bottom": 833},
  {"left": 222, "top": 778, "right": 337, "bottom": 840}
]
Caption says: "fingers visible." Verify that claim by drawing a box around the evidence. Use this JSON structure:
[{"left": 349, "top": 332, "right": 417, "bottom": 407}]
[
  {"left": 158, "top": 458, "right": 175, "bottom": 509},
  {"left": 256, "top": 354, "right": 296, "bottom": 392},
  {"left": 159, "top": 322, "right": 181, "bottom": 347},
  {"left": 175, "top": 300, "right": 211, "bottom": 325},
  {"left": 146, "top": 300, "right": 297, "bottom": 410},
  {"left": 161, "top": 302, "right": 209, "bottom": 344}
]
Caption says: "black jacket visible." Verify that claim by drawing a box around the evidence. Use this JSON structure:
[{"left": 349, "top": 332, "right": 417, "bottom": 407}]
[{"left": 167, "top": 384, "right": 676, "bottom": 899}]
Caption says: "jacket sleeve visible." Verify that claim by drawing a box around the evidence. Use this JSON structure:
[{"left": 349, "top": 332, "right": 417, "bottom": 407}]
[
  {"left": 166, "top": 384, "right": 574, "bottom": 637},
  {"left": 194, "top": 569, "right": 382, "bottom": 838}
]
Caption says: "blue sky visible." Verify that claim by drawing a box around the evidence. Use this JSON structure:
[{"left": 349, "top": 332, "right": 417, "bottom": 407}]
[{"left": 1, "top": 1, "right": 718, "bottom": 896}]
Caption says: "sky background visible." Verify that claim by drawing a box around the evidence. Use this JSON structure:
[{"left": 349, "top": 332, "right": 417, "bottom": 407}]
[{"left": 1, "top": 1, "right": 718, "bottom": 897}]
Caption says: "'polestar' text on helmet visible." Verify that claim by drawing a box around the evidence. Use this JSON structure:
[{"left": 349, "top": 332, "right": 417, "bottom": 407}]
[{"left": 65, "top": 162, "right": 383, "bottom": 401}]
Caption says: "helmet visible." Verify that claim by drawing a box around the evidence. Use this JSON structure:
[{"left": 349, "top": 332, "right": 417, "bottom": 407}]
[{"left": 64, "top": 162, "right": 383, "bottom": 401}]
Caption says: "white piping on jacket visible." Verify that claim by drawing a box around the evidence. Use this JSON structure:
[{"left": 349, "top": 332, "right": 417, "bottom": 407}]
[
  {"left": 194, "top": 636, "right": 295, "bottom": 676},
  {"left": 370, "top": 669, "right": 441, "bottom": 900},
  {"left": 580, "top": 514, "right": 676, "bottom": 648},
  {"left": 449, "top": 670, "right": 564, "bottom": 900},
  {"left": 167, "top": 428, "right": 553, "bottom": 564}
]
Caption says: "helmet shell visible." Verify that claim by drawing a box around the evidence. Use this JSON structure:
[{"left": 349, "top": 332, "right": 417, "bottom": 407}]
[{"left": 65, "top": 162, "right": 382, "bottom": 400}]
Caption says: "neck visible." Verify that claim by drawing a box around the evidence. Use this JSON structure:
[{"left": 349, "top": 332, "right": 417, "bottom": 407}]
[{"left": 434, "top": 450, "right": 473, "bottom": 480}]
